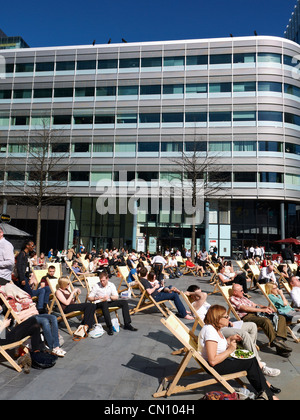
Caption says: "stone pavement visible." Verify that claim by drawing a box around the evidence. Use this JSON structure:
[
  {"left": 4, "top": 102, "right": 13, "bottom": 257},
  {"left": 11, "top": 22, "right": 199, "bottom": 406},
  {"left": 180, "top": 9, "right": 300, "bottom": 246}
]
[{"left": 0, "top": 265, "right": 300, "bottom": 401}]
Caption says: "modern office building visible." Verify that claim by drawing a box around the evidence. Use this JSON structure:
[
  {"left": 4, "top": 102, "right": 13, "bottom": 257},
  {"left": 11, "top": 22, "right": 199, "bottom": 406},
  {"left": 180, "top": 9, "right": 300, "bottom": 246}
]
[
  {"left": 285, "top": 0, "right": 300, "bottom": 44},
  {"left": 0, "top": 28, "right": 29, "bottom": 50},
  {"left": 0, "top": 35, "right": 300, "bottom": 255}
]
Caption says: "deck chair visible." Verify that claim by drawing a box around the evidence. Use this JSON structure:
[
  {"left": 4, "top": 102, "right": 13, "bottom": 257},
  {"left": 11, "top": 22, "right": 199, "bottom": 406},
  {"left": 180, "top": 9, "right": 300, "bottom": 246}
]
[
  {"left": 153, "top": 311, "right": 247, "bottom": 398},
  {"left": 130, "top": 277, "right": 175, "bottom": 317},
  {"left": 116, "top": 266, "right": 139, "bottom": 298},
  {"left": 289, "top": 264, "right": 298, "bottom": 275},
  {"left": 207, "top": 263, "right": 219, "bottom": 294},
  {"left": 84, "top": 276, "right": 120, "bottom": 325},
  {"left": 32, "top": 269, "right": 49, "bottom": 289},
  {"left": 257, "top": 283, "right": 300, "bottom": 343},
  {"left": 0, "top": 335, "right": 30, "bottom": 372},
  {"left": 217, "top": 284, "right": 242, "bottom": 321},
  {"left": 47, "top": 278, "right": 85, "bottom": 335},
  {"left": 66, "top": 260, "right": 96, "bottom": 288},
  {"left": 248, "top": 264, "right": 260, "bottom": 289},
  {"left": 181, "top": 263, "right": 197, "bottom": 276}
]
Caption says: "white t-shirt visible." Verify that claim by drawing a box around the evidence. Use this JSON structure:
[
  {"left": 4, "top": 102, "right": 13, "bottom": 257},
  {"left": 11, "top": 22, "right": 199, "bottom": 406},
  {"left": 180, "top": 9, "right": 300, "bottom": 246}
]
[
  {"left": 290, "top": 286, "right": 300, "bottom": 308},
  {"left": 199, "top": 324, "right": 228, "bottom": 361},
  {"left": 193, "top": 301, "right": 211, "bottom": 321}
]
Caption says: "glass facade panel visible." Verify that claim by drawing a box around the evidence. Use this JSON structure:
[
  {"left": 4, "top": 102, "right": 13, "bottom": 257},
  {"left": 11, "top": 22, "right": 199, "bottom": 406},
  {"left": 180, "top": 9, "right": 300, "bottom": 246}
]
[
  {"left": 257, "top": 53, "right": 281, "bottom": 63},
  {"left": 186, "top": 55, "right": 208, "bottom": 65},
  {"left": 56, "top": 61, "right": 75, "bottom": 71},
  {"left": 141, "top": 57, "right": 162, "bottom": 67}
]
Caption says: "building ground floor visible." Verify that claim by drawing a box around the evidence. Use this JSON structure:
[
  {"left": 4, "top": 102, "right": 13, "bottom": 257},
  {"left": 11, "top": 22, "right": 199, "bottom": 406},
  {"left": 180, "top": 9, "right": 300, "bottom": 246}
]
[{"left": 3, "top": 197, "right": 300, "bottom": 256}]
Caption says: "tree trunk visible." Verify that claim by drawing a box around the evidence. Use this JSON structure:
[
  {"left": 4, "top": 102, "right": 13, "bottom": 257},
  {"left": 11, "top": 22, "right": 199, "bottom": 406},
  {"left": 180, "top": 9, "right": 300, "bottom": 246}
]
[{"left": 36, "top": 204, "right": 42, "bottom": 258}]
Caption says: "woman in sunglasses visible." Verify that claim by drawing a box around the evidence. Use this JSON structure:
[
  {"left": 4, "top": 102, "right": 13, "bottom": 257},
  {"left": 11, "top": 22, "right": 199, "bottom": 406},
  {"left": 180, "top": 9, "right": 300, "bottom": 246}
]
[{"left": 199, "top": 305, "right": 279, "bottom": 400}]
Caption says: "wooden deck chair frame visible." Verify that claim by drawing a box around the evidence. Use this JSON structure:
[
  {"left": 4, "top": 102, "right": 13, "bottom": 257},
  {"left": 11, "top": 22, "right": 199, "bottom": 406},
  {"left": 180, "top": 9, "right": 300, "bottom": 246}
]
[
  {"left": 65, "top": 260, "right": 96, "bottom": 288},
  {"left": 207, "top": 263, "right": 220, "bottom": 294},
  {"left": 153, "top": 311, "right": 247, "bottom": 398},
  {"left": 32, "top": 269, "right": 49, "bottom": 290},
  {"left": 257, "top": 283, "right": 300, "bottom": 343},
  {"left": 116, "top": 266, "right": 139, "bottom": 298},
  {"left": 248, "top": 264, "right": 260, "bottom": 290},
  {"left": 217, "top": 284, "right": 242, "bottom": 321},
  {"left": 47, "top": 278, "right": 84, "bottom": 336},
  {"left": 0, "top": 336, "right": 30, "bottom": 372},
  {"left": 288, "top": 264, "right": 298, "bottom": 275},
  {"left": 181, "top": 263, "right": 197, "bottom": 276},
  {"left": 84, "top": 277, "right": 120, "bottom": 325},
  {"left": 0, "top": 292, "right": 23, "bottom": 324},
  {"left": 130, "top": 277, "right": 175, "bottom": 317}
]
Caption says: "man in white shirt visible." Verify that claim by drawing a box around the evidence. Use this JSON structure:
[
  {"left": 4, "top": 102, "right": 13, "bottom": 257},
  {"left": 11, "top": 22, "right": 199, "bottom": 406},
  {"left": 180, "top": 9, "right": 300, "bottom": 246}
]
[
  {"left": 0, "top": 226, "right": 15, "bottom": 285},
  {"left": 289, "top": 276, "right": 300, "bottom": 308},
  {"left": 258, "top": 265, "right": 277, "bottom": 285},
  {"left": 87, "top": 272, "right": 137, "bottom": 335}
]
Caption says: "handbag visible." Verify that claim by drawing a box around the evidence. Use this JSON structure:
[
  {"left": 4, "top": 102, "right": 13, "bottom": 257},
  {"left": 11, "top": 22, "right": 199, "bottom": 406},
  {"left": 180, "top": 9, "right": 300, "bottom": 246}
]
[
  {"left": 72, "top": 324, "right": 89, "bottom": 341},
  {"left": 31, "top": 351, "right": 57, "bottom": 370},
  {"left": 202, "top": 391, "right": 239, "bottom": 400}
]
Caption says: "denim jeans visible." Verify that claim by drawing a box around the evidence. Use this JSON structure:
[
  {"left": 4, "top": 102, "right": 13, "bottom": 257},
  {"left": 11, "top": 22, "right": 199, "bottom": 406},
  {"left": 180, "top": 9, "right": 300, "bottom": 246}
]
[
  {"left": 154, "top": 291, "right": 187, "bottom": 318},
  {"left": 36, "top": 314, "right": 60, "bottom": 349}
]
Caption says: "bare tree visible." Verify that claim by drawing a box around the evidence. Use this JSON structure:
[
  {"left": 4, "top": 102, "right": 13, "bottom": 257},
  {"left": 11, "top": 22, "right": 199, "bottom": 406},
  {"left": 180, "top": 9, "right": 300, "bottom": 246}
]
[
  {"left": 4, "top": 120, "right": 71, "bottom": 256},
  {"left": 169, "top": 138, "right": 228, "bottom": 260}
]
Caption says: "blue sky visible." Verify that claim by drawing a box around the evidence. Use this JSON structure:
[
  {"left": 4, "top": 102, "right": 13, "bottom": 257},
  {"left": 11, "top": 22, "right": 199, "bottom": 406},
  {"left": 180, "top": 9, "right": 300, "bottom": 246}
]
[{"left": 1, "top": 0, "right": 298, "bottom": 48}]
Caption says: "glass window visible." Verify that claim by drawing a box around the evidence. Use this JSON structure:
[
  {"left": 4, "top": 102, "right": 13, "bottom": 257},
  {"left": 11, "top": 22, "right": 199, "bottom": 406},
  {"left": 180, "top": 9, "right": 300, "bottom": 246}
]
[
  {"left": 36, "top": 62, "right": 54, "bottom": 72},
  {"left": 284, "top": 84, "right": 300, "bottom": 98},
  {"left": 137, "top": 172, "right": 158, "bottom": 181},
  {"left": 233, "top": 53, "right": 256, "bottom": 63},
  {"left": 73, "top": 115, "right": 93, "bottom": 125},
  {"left": 259, "top": 141, "right": 283, "bottom": 152},
  {"left": 163, "top": 84, "right": 184, "bottom": 94},
  {"left": 11, "top": 116, "right": 29, "bottom": 125},
  {"left": 15, "top": 63, "right": 34, "bottom": 73},
  {"left": 0, "top": 90, "right": 12, "bottom": 99},
  {"left": 8, "top": 144, "right": 27, "bottom": 153},
  {"left": 96, "top": 86, "right": 116, "bottom": 96},
  {"left": 93, "top": 143, "right": 113, "bottom": 153},
  {"left": 286, "top": 174, "right": 300, "bottom": 185},
  {"left": 258, "top": 81, "right": 282, "bottom": 92},
  {"left": 138, "top": 142, "right": 159, "bottom": 152},
  {"left": 233, "top": 82, "right": 256, "bottom": 92},
  {"left": 284, "top": 113, "right": 300, "bottom": 126},
  {"left": 233, "top": 111, "right": 256, "bottom": 121},
  {"left": 210, "top": 54, "right": 231, "bottom": 65},
  {"left": 233, "top": 172, "right": 257, "bottom": 182},
  {"left": 73, "top": 143, "right": 90, "bottom": 153},
  {"left": 209, "top": 83, "right": 231, "bottom": 93},
  {"left": 76, "top": 60, "right": 96, "bottom": 70},
  {"left": 119, "top": 58, "right": 139, "bottom": 68},
  {"left": 54, "top": 88, "right": 73, "bottom": 97},
  {"left": 209, "top": 112, "right": 231, "bottom": 122},
  {"left": 56, "top": 61, "right": 75, "bottom": 71},
  {"left": 185, "top": 112, "right": 207, "bottom": 122},
  {"left": 259, "top": 172, "right": 283, "bottom": 183},
  {"left": 139, "top": 113, "right": 160, "bottom": 123},
  {"left": 115, "top": 143, "right": 136, "bottom": 153},
  {"left": 233, "top": 141, "right": 256, "bottom": 151},
  {"left": 0, "top": 116, "right": 9, "bottom": 126},
  {"left": 160, "top": 172, "right": 182, "bottom": 181},
  {"left": 285, "top": 142, "right": 300, "bottom": 155},
  {"left": 185, "top": 141, "right": 207, "bottom": 152},
  {"left": 75, "top": 87, "right": 95, "bottom": 97},
  {"left": 94, "top": 115, "right": 115, "bottom": 124},
  {"left": 70, "top": 172, "right": 89, "bottom": 182},
  {"left": 118, "top": 86, "right": 138, "bottom": 96},
  {"left": 209, "top": 141, "right": 231, "bottom": 152},
  {"left": 186, "top": 55, "right": 208, "bottom": 65},
  {"left": 258, "top": 111, "right": 282, "bottom": 122},
  {"left": 257, "top": 53, "right": 282, "bottom": 64},
  {"left": 284, "top": 55, "right": 300, "bottom": 67},
  {"left": 7, "top": 171, "right": 25, "bottom": 181},
  {"left": 5, "top": 63, "right": 14, "bottom": 73},
  {"left": 33, "top": 89, "right": 52, "bottom": 98},
  {"left": 116, "top": 114, "right": 137, "bottom": 124},
  {"left": 162, "top": 113, "right": 183, "bottom": 123},
  {"left": 163, "top": 56, "right": 185, "bottom": 67},
  {"left": 140, "top": 85, "right": 161, "bottom": 95},
  {"left": 98, "top": 59, "right": 118, "bottom": 69},
  {"left": 91, "top": 172, "right": 112, "bottom": 182},
  {"left": 209, "top": 172, "right": 231, "bottom": 182},
  {"left": 31, "top": 116, "right": 51, "bottom": 126},
  {"left": 53, "top": 115, "right": 72, "bottom": 125},
  {"left": 48, "top": 172, "right": 68, "bottom": 181},
  {"left": 52, "top": 143, "right": 69, "bottom": 153},
  {"left": 141, "top": 57, "right": 162, "bottom": 67},
  {"left": 161, "top": 142, "right": 183, "bottom": 152},
  {"left": 13, "top": 89, "right": 32, "bottom": 99},
  {"left": 186, "top": 83, "right": 207, "bottom": 93}
]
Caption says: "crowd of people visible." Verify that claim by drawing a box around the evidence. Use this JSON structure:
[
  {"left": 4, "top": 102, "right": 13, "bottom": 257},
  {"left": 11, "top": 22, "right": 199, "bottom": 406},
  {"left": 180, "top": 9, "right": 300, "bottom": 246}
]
[{"left": 0, "top": 228, "right": 300, "bottom": 400}]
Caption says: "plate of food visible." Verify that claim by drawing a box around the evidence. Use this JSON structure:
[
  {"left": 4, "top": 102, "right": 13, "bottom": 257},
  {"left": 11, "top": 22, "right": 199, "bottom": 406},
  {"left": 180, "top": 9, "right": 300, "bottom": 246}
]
[{"left": 230, "top": 349, "right": 255, "bottom": 359}]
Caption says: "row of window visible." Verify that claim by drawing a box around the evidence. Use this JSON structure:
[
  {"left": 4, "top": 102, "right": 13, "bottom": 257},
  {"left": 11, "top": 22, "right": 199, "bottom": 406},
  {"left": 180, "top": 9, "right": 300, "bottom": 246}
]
[
  {"left": 1, "top": 171, "right": 298, "bottom": 185},
  {"left": 1, "top": 141, "right": 299, "bottom": 156},
  {"left": 1, "top": 81, "right": 299, "bottom": 100},
  {"left": 2, "top": 52, "right": 299, "bottom": 74},
  {"left": 0, "top": 111, "right": 299, "bottom": 127}
]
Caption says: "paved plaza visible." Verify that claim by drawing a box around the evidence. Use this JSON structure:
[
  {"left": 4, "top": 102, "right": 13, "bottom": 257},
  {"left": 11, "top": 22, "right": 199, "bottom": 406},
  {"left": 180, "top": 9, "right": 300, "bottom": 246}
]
[{"left": 1, "top": 265, "right": 300, "bottom": 402}]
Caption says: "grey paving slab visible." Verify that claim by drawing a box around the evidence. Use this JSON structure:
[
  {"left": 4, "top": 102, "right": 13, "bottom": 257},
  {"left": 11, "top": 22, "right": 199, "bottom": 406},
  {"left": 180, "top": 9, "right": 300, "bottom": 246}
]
[{"left": 0, "top": 265, "right": 300, "bottom": 401}]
